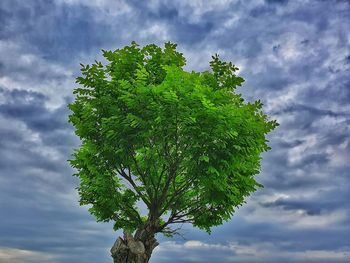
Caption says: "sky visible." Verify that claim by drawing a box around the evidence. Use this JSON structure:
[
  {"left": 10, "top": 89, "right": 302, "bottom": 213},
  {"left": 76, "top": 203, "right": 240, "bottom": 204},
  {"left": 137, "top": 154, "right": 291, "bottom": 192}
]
[{"left": 0, "top": 0, "right": 349, "bottom": 262}]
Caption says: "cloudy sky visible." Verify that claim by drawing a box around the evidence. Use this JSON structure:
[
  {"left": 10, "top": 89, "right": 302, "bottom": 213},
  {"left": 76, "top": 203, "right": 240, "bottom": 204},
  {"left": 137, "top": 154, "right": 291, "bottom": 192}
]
[{"left": 0, "top": 0, "right": 349, "bottom": 262}]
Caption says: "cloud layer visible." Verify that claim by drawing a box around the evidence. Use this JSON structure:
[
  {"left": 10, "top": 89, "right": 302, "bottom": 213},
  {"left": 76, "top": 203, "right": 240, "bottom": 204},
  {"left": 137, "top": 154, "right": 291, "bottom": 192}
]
[{"left": 1, "top": 0, "right": 349, "bottom": 262}]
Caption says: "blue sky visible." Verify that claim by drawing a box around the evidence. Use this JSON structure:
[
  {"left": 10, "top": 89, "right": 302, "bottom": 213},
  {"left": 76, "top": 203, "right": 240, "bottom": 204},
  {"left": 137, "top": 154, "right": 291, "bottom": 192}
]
[{"left": 0, "top": 0, "right": 349, "bottom": 262}]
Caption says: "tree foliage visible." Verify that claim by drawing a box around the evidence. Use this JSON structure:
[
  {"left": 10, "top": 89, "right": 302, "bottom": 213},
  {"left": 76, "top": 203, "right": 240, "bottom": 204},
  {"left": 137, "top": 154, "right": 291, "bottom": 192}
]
[{"left": 68, "top": 41, "right": 278, "bottom": 235}]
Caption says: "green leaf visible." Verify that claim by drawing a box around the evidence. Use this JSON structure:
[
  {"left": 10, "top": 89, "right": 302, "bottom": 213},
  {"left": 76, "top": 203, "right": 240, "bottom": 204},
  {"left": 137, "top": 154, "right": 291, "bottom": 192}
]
[{"left": 199, "top": 155, "right": 210, "bottom": 163}]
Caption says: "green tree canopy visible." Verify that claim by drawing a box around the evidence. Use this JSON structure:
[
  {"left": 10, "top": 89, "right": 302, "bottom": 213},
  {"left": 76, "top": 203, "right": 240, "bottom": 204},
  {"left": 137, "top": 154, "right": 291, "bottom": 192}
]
[{"left": 68, "top": 41, "right": 278, "bottom": 239}]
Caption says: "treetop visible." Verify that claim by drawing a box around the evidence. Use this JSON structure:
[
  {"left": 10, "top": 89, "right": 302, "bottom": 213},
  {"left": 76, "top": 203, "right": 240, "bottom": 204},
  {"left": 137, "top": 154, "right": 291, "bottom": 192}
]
[{"left": 68, "top": 41, "right": 278, "bottom": 235}]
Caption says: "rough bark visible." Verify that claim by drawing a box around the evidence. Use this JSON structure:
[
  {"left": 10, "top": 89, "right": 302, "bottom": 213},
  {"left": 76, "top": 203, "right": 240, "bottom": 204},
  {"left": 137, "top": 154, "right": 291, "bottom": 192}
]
[{"left": 111, "top": 228, "right": 159, "bottom": 263}]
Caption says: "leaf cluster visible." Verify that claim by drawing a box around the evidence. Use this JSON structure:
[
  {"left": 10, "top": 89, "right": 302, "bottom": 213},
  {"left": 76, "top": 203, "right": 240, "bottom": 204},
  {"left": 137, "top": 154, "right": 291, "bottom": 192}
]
[{"left": 68, "top": 41, "right": 278, "bottom": 235}]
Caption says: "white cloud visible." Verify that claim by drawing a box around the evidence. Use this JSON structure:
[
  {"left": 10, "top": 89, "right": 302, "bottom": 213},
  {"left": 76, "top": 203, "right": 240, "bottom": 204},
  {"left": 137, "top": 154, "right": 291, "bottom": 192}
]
[
  {"left": 0, "top": 40, "right": 74, "bottom": 109},
  {"left": 178, "top": 0, "right": 238, "bottom": 23},
  {"left": 55, "top": 0, "right": 132, "bottom": 14},
  {"left": 326, "top": 138, "right": 350, "bottom": 167},
  {"left": 0, "top": 41, "right": 71, "bottom": 77},
  {"left": 294, "top": 249, "right": 350, "bottom": 261},
  {"left": 140, "top": 23, "right": 170, "bottom": 42},
  {"left": 287, "top": 134, "right": 318, "bottom": 165},
  {"left": 242, "top": 198, "right": 347, "bottom": 230},
  {"left": 155, "top": 240, "right": 350, "bottom": 262},
  {"left": 265, "top": 83, "right": 302, "bottom": 113},
  {"left": 0, "top": 247, "right": 58, "bottom": 263}
]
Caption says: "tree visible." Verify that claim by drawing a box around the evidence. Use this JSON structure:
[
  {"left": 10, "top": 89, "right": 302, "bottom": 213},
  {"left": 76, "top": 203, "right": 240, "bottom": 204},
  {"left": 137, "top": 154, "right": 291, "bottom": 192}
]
[{"left": 68, "top": 41, "right": 278, "bottom": 263}]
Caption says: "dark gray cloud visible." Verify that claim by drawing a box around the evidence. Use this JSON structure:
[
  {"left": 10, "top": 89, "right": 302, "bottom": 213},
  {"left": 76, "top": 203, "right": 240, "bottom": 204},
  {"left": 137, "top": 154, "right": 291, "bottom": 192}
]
[
  {"left": 0, "top": 0, "right": 113, "bottom": 62},
  {"left": 0, "top": 89, "right": 68, "bottom": 131},
  {"left": 0, "top": 0, "right": 349, "bottom": 262},
  {"left": 0, "top": 88, "right": 117, "bottom": 263},
  {"left": 265, "top": 0, "right": 289, "bottom": 5}
]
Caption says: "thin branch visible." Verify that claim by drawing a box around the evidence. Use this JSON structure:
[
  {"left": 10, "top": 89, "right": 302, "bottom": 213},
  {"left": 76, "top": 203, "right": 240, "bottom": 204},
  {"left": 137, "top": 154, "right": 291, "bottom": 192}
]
[
  {"left": 155, "top": 162, "right": 167, "bottom": 198},
  {"left": 129, "top": 154, "right": 155, "bottom": 206},
  {"left": 158, "top": 171, "right": 197, "bottom": 216},
  {"left": 158, "top": 199, "right": 203, "bottom": 231},
  {"left": 106, "top": 173, "right": 142, "bottom": 225},
  {"left": 122, "top": 201, "right": 143, "bottom": 224},
  {"left": 116, "top": 167, "right": 151, "bottom": 208},
  {"left": 160, "top": 224, "right": 188, "bottom": 240},
  {"left": 170, "top": 219, "right": 193, "bottom": 224}
]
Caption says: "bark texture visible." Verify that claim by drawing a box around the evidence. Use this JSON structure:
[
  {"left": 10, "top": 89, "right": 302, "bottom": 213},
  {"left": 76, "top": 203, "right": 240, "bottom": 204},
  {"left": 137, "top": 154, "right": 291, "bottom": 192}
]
[{"left": 111, "top": 228, "right": 159, "bottom": 263}]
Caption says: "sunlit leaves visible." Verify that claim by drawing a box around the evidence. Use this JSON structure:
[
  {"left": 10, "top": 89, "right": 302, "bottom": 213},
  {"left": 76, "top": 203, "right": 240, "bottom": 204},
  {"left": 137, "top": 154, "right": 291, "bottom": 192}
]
[{"left": 68, "top": 41, "right": 278, "bottom": 235}]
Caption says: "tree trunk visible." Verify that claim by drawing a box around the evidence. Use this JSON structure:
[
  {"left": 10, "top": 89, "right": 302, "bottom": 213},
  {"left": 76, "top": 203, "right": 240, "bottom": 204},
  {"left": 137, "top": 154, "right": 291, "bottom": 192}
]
[{"left": 111, "top": 228, "right": 159, "bottom": 263}]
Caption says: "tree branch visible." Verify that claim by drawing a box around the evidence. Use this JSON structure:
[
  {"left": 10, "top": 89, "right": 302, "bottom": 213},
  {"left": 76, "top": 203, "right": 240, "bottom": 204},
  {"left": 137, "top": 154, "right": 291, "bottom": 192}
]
[
  {"left": 116, "top": 167, "right": 152, "bottom": 209},
  {"left": 158, "top": 170, "right": 198, "bottom": 216},
  {"left": 158, "top": 199, "right": 203, "bottom": 231}
]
